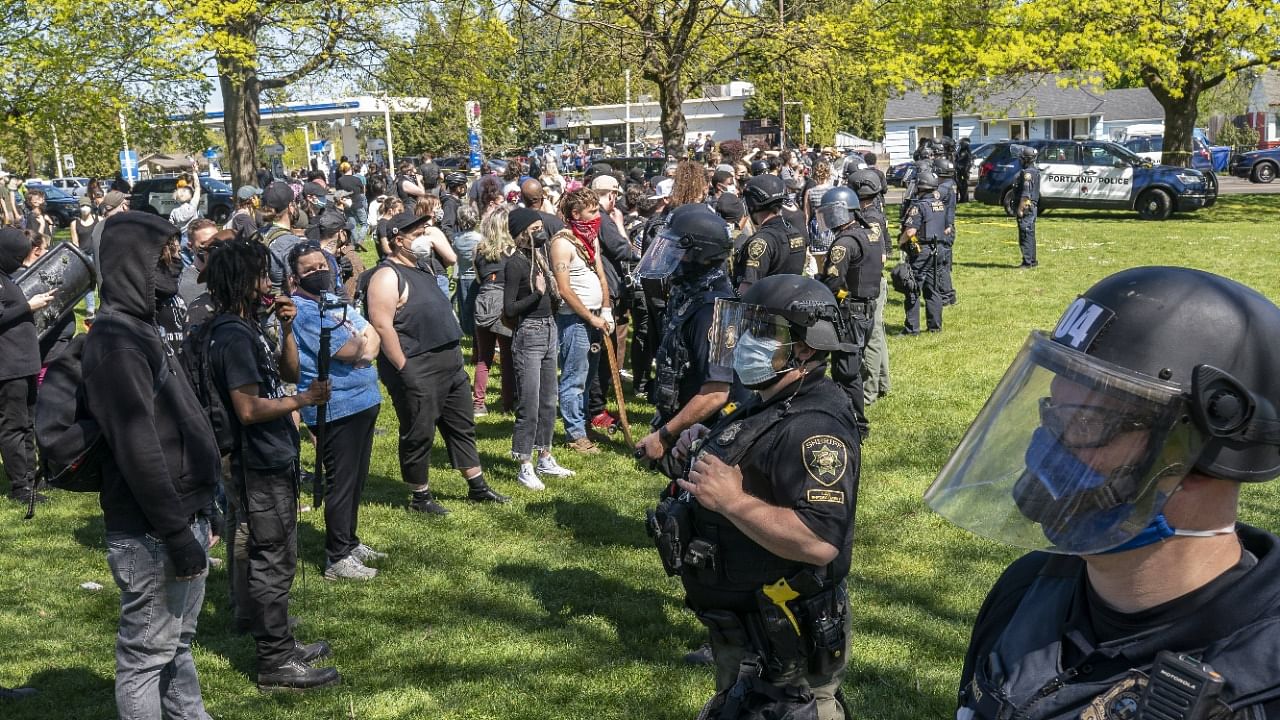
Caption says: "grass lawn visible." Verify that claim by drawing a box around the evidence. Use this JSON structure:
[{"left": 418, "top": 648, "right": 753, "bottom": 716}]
[{"left": 2, "top": 195, "right": 1279, "bottom": 719}]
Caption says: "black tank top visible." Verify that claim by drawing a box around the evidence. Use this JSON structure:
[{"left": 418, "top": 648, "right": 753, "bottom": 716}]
[{"left": 382, "top": 261, "right": 461, "bottom": 357}]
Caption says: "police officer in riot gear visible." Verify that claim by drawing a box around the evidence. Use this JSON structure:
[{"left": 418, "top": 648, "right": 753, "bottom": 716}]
[
  {"left": 900, "top": 145, "right": 936, "bottom": 223},
  {"left": 954, "top": 138, "right": 973, "bottom": 203},
  {"left": 928, "top": 267, "right": 1280, "bottom": 719},
  {"left": 932, "top": 157, "right": 958, "bottom": 306},
  {"left": 635, "top": 205, "right": 735, "bottom": 479},
  {"left": 749, "top": 160, "right": 770, "bottom": 177},
  {"left": 732, "top": 175, "right": 807, "bottom": 295},
  {"left": 649, "top": 274, "right": 860, "bottom": 720},
  {"left": 1013, "top": 144, "right": 1040, "bottom": 268},
  {"left": 898, "top": 170, "right": 948, "bottom": 334},
  {"left": 847, "top": 170, "right": 893, "bottom": 407},
  {"left": 816, "top": 186, "right": 882, "bottom": 435}
]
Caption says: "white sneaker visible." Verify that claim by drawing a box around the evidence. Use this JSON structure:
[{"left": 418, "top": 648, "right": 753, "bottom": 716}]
[
  {"left": 351, "top": 543, "right": 387, "bottom": 564},
  {"left": 324, "top": 555, "right": 378, "bottom": 581},
  {"left": 536, "top": 453, "right": 576, "bottom": 477},
  {"left": 516, "top": 463, "right": 546, "bottom": 490}
]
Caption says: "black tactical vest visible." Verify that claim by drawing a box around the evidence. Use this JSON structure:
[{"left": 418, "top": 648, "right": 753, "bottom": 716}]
[
  {"left": 831, "top": 226, "right": 883, "bottom": 301},
  {"left": 651, "top": 276, "right": 734, "bottom": 420}
]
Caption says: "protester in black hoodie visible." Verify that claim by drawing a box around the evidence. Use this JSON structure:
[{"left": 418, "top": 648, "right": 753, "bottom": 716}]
[
  {"left": 80, "top": 212, "right": 220, "bottom": 720},
  {"left": 0, "top": 228, "right": 54, "bottom": 505}
]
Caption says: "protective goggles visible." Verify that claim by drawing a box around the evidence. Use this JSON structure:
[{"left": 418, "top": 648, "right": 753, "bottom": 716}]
[{"left": 924, "top": 332, "right": 1205, "bottom": 555}]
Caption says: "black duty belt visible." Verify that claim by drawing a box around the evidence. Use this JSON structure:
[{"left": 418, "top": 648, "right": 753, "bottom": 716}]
[{"left": 842, "top": 299, "right": 875, "bottom": 314}]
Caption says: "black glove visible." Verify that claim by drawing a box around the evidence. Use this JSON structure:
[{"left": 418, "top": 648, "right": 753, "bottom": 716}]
[{"left": 164, "top": 527, "right": 208, "bottom": 580}]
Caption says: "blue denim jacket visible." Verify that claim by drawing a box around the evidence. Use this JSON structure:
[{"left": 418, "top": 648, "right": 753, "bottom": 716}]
[{"left": 290, "top": 294, "right": 381, "bottom": 426}]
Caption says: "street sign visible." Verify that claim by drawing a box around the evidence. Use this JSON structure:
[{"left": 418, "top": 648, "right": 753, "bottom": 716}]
[
  {"left": 119, "top": 150, "right": 139, "bottom": 183},
  {"left": 367, "top": 139, "right": 386, "bottom": 151},
  {"left": 63, "top": 154, "right": 75, "bottom": 171},
  {"left": 803, "top": 114, "right": 812, "bottom": 134},
  {"left": 264, "top": 144, "right": 286, "bottom": 156}
]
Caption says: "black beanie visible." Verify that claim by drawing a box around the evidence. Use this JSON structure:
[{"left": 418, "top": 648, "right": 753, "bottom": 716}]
[
  {"left": 0, "top": 228, "right": 31, "bottom": 275},
  {"left": 507, "top": 207, "right": 541, "bottom": 238}
]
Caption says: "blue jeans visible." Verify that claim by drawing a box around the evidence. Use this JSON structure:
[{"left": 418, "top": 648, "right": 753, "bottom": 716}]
[
  {"left": 107, "top": 518, "right": 212, "bottom": 720},
  {"left": 556, "top": 312, "right": 600, "bottom": 440},
  {"left": 455, "top": 275, "right": 477, "bottom": 337}
]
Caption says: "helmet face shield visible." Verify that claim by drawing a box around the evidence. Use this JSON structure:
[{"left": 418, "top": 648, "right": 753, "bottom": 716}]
[
  {"left": 636, "top": 231, "right": 686, "bottom": 279},
  {"left": 924, "top": 332, "right": 1205, "bottom": 555},
  {"left": 816, "top": 202, "right": 850, "bottom": 235},
  {"left": 709, "top": 297, "right": 793, "bottom": 370}
]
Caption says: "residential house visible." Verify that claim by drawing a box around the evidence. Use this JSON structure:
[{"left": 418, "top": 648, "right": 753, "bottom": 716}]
[{"left": 1243, "top": 69, "right": 1280, "bottom": 149}]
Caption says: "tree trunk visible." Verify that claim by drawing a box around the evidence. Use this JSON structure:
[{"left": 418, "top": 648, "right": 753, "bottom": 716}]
[
  {"left": 655, "top": 75, "right": 687, "bottom": 159},
  {"left": 941, "top": 83, "right": 955, "bottom": 139},
  {"left": 1159, "top": 90, "right": 1199, "bottom": 168},
  {"left": 217, "top": 55, "right": 262, "bottom": 189}
]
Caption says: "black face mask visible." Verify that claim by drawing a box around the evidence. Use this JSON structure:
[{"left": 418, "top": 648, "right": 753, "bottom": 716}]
[
  {"left": 530, "top": 229, "right": 550, "bottom": 248},
  {"left": 298, "top": 269, "right": 333, "bottom": 296}
]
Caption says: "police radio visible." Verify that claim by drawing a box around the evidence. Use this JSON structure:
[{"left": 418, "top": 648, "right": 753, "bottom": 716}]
[{"left": 1136, "top": 651, "right": 1225, "bottom": 720}]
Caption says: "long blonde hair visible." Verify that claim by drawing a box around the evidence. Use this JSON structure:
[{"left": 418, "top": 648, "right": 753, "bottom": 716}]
[{"left": 477, "top": 206, "right": 515, "bottom": 262}]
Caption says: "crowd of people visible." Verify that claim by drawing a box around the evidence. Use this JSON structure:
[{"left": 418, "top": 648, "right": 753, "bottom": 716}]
[{"left": 5, "top": 135, "right": 1280, "bottom": 720}]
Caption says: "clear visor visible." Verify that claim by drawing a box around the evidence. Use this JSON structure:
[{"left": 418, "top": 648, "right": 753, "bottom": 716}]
[
  {"left": 816, "top": 203, "right": 850, "bottom": 235},
  {"left": 636, "top": 231, "right": 686, "bottom": 279},
  {"left": 709, "top": 298, "right": 793, "bottom": 369},
  {"left": 924, "top": 332, "right": 1205, "bottom": 555}
]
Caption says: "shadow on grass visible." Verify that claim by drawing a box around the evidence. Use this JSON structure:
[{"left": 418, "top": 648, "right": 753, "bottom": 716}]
[
  {"left": 72, "top": 514, "right": 106, "bottom": 552},
  {"left": 1, "top": 667, "right": 115, "bottom": 720},
  {"left": 525, "top": 499, "right": 650, "bottom": 549}
]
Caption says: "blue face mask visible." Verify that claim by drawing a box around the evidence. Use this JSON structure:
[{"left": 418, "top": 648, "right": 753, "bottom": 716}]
[
  {"left": 733, "top": 331, "right": 784, "bottom": 388},
  {"left": 1100, "top": 514, "right": 1237, "bottom": 554}
]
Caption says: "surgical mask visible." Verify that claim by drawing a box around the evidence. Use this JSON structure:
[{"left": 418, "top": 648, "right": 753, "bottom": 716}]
[
  {"left": 297, "top": 269, "right": 333, "bottom": 296},
  {"left": 410, "top": 235, "right": 433, "bottom": 259},
  {"left": 733, "top": 331, "right": 786, "bottom": 389}
]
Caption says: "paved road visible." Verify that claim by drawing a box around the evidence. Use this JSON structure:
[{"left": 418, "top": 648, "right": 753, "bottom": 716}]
[{"left": 879, "top": 174, "right": 1280, "bottom": 206}]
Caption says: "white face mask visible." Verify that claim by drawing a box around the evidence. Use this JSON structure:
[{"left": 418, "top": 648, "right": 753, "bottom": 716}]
[
  {"left": 410, "top": 235, "right": 433, "bottom": 259},
  {"left": 733, "top": 331, "right": 786, "bottom": 388}
]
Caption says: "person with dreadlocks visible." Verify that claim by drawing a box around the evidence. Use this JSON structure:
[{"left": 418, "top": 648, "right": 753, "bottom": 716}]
[{"left": 198, "top": 239, "right": 339, "bottom": 692}]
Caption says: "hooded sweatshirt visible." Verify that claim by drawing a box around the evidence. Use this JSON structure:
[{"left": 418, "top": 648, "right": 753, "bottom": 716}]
[
  {"left": 82, "top": 212, "right": 220, "bottom": 535},
  {"left": 0, "top": 228, "right": 39, "bottom": 381}
]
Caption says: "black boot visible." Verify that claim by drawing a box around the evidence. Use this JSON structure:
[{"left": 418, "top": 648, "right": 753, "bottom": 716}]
[
  {"left": 409, "top": 489, "right": 450, "bottom": 515},
  {"left": 257, "top": 659, "right": 341, "bottom": 692},
  {"left": 465, "top": 473, "right": 509, "bottom": 504},
  {"left": 294, "top": 639, "right": 332, "bottom": 663}
]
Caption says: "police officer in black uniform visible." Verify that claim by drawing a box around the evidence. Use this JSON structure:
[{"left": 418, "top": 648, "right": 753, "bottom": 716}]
[
  {"left": 732, "top": 175, "right": 806, "bottom": 295},
  {"left": 898, "top": 169, "right": 947, "bottom": 334},
  {"left": 634, "top": 205, "right": 735, "bottom": 479},
  {"left": 1013, "top": 144, "right": 1040, "bottom": 268},
  {"left": 955, "top": 138, "right": 973, "bottom": 203},
  {"left": 649, "top": 274, "right": 860, "bottom": 720},
  {"left": 900, "top": 144, "right": 935, "bottom": 224},
  {"left": 816, "top": 186, "right": 882, "bottom": 435},
  {"left": 926, "top": 267, "right": 1280, "bottom": 720},
  {"left": 933, "top": 157, "right": 959, "bottom": 306}
]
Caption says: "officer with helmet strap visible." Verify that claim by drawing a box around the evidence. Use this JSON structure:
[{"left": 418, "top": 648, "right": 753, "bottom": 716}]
[
  {"left": 648, "top": 275, "right": 861, "bottom": 720},
  {"left": 928, "top": 267, "right": 1280, "bottom": 719},
  {"left": 635, "top": 205, "right": 735, "bottom": 479},
  {"left": 898, "top": 169, "right": 948, "bottom": 334},
  {"left": 816, "top": 185, "right": 883, "bottom": 436},
  {"left": 732, "top": 175, "right": 807, "bottom": 296},
  {"left": 1013, "top": 144, "right": 1040, "bottom": 268},
  {"left": 847, "top": 169, "right": 893, "bottom": 408},
  {"left": 932, "top": 156, "right": 959, "bottom": 306}
]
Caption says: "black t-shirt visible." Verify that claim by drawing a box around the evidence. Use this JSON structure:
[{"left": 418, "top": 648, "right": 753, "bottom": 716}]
[
  {"left": 210, "top": 316, "right": 298, "bottom": 472},
  {"left": 503, "top": 250, "right": 552, "bottom": 320},
  {"left": 336, "top": 174, "right": 364, "bottom": 196}
]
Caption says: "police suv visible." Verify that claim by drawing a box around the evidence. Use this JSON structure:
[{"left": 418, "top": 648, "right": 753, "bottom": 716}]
[{"left": 975, "top": 139, "right": 1217, "bottom": 220}]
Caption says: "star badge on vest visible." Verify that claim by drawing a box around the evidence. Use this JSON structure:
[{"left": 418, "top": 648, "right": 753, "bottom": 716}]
[
  {"left": 830, "top": 245, "right": 847, "bottom": 265},
  {"left": 747, "top": 239, "right": 767, "bottom": 262},
  {"left": 1079, "top": 673, "right": 1146, "bottom": 720},
  {"left": 718, "top": 421, "right": 743, "bottom": 445},
  {"left": 803, "top": 435, "right": 848, "bottom": 504}
]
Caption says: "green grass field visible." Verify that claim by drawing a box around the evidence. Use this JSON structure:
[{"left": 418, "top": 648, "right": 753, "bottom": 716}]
[{"left": 2, "top": 196, "right": 1279, "bottom": 719}]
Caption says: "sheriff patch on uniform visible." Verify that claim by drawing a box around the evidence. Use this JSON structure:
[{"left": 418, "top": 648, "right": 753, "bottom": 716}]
[{"left": 802, "top": 435, "right": 848, "bottom": 486}]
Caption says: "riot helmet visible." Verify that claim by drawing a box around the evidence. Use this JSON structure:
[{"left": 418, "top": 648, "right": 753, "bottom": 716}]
[
  {"left": 710, "top": 274, "right": 855, "bottom": 390},
  {"left": 939, "top": 136, "right": 956, "bottom": 157},
  {"left": 816, "top": 186, "right": 859, "bottom": 235},
  {"left": 847, "top": 169, "right": 883, "bottom": 199},
  {"left": 1014, "top": 144, "right": 1039, "bottom": 165},
  {"left": 636, "top": 204, "right": 732, "bottom": 280},
  {"left": 742, "top": 174, "right": 787, "bottom": 214},
  {"left": 925, "top": 267, "right": 1280, "bottom": 555},
  {"left": 749, "top": 160, "right": 770, "bottom": 176},
  {"left": 932, "top": 158, "right": 956, "bottom": 178},
  {"left": 914, "top": 169, "right": 939, "bottom": 192}
]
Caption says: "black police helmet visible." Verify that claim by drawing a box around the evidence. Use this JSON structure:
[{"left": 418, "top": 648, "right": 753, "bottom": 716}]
[
  {"left": 665, "top": 204, "right": 733, "bottom": 267},
  {"left": 749, "top": 159, "right": 769, "bottom": 176},
  {"left": 1015, "top": 144, "right": 1039, "bottom": 163},
  {"left": 819, "top": 186, "right": 858, "bottom": 213},
  {"left": 933, "top": 158, "right": 956, "bottom": 178},
  {"left": 847, "top": 169, "right": 883, "bottom": 199},
  {"left": 445, "top": 171, "right": 467, "bottom": 188},
  {"left": 915, "top": 169, "right": 940, "bottom": 192},
  {"left": 742, "top": 174, "right": 786, "bottom": 213},
  {"left": 917, "top": 146, "right": 936, "bottom": 160},
  {"left": 740, "top": 274, "right": 856, "bottom": 353},
  {"left": 1058, "top": 267, "right": 1280, "bottom": 483}
]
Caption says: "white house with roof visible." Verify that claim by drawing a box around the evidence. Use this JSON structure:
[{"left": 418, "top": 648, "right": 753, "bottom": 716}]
[
  {"left": 1244, "top": 69, "right": 1280, "bottom": 148},
  {"left": 882, "top": 75, "right": 1165, "bottom": 164}
]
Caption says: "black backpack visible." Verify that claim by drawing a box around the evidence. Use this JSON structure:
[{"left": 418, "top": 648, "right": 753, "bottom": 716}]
[
  {"left": 34, "top": 333, "right": 169, "bottom": 494},
  {"left": 181, "top": 316, "right": 240, "bottom": 456},
  {"left": 890, "top": 260, "right": 918, "bottom": 295}
]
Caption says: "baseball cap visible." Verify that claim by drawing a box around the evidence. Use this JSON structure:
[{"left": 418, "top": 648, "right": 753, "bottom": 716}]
[
  {"left": 590, "top": 175, "right": 620, "bottom": 194},
  {"left": 262, "top": 182, "right": 295, "bottom": 212},
  {"left": 236, "top": 185, "right": 262, "bottom": 201},
  {"left": 302, "top": 181, "right": 328, "bottom": 197},
  {"left": 317, "top": 208, "right": 347, "bottom": 236},
  {"left": 101, "top": 190, "right": 127, "bottom": 211},
  {"left": 386, "top": 211, "right": 430, "bottom": 237},
  {"left": 716, "top": 163, "right": 735, "bottom": 174},
  {"left": 649, "top": 177, "right": 674, "bottom": 200}
]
